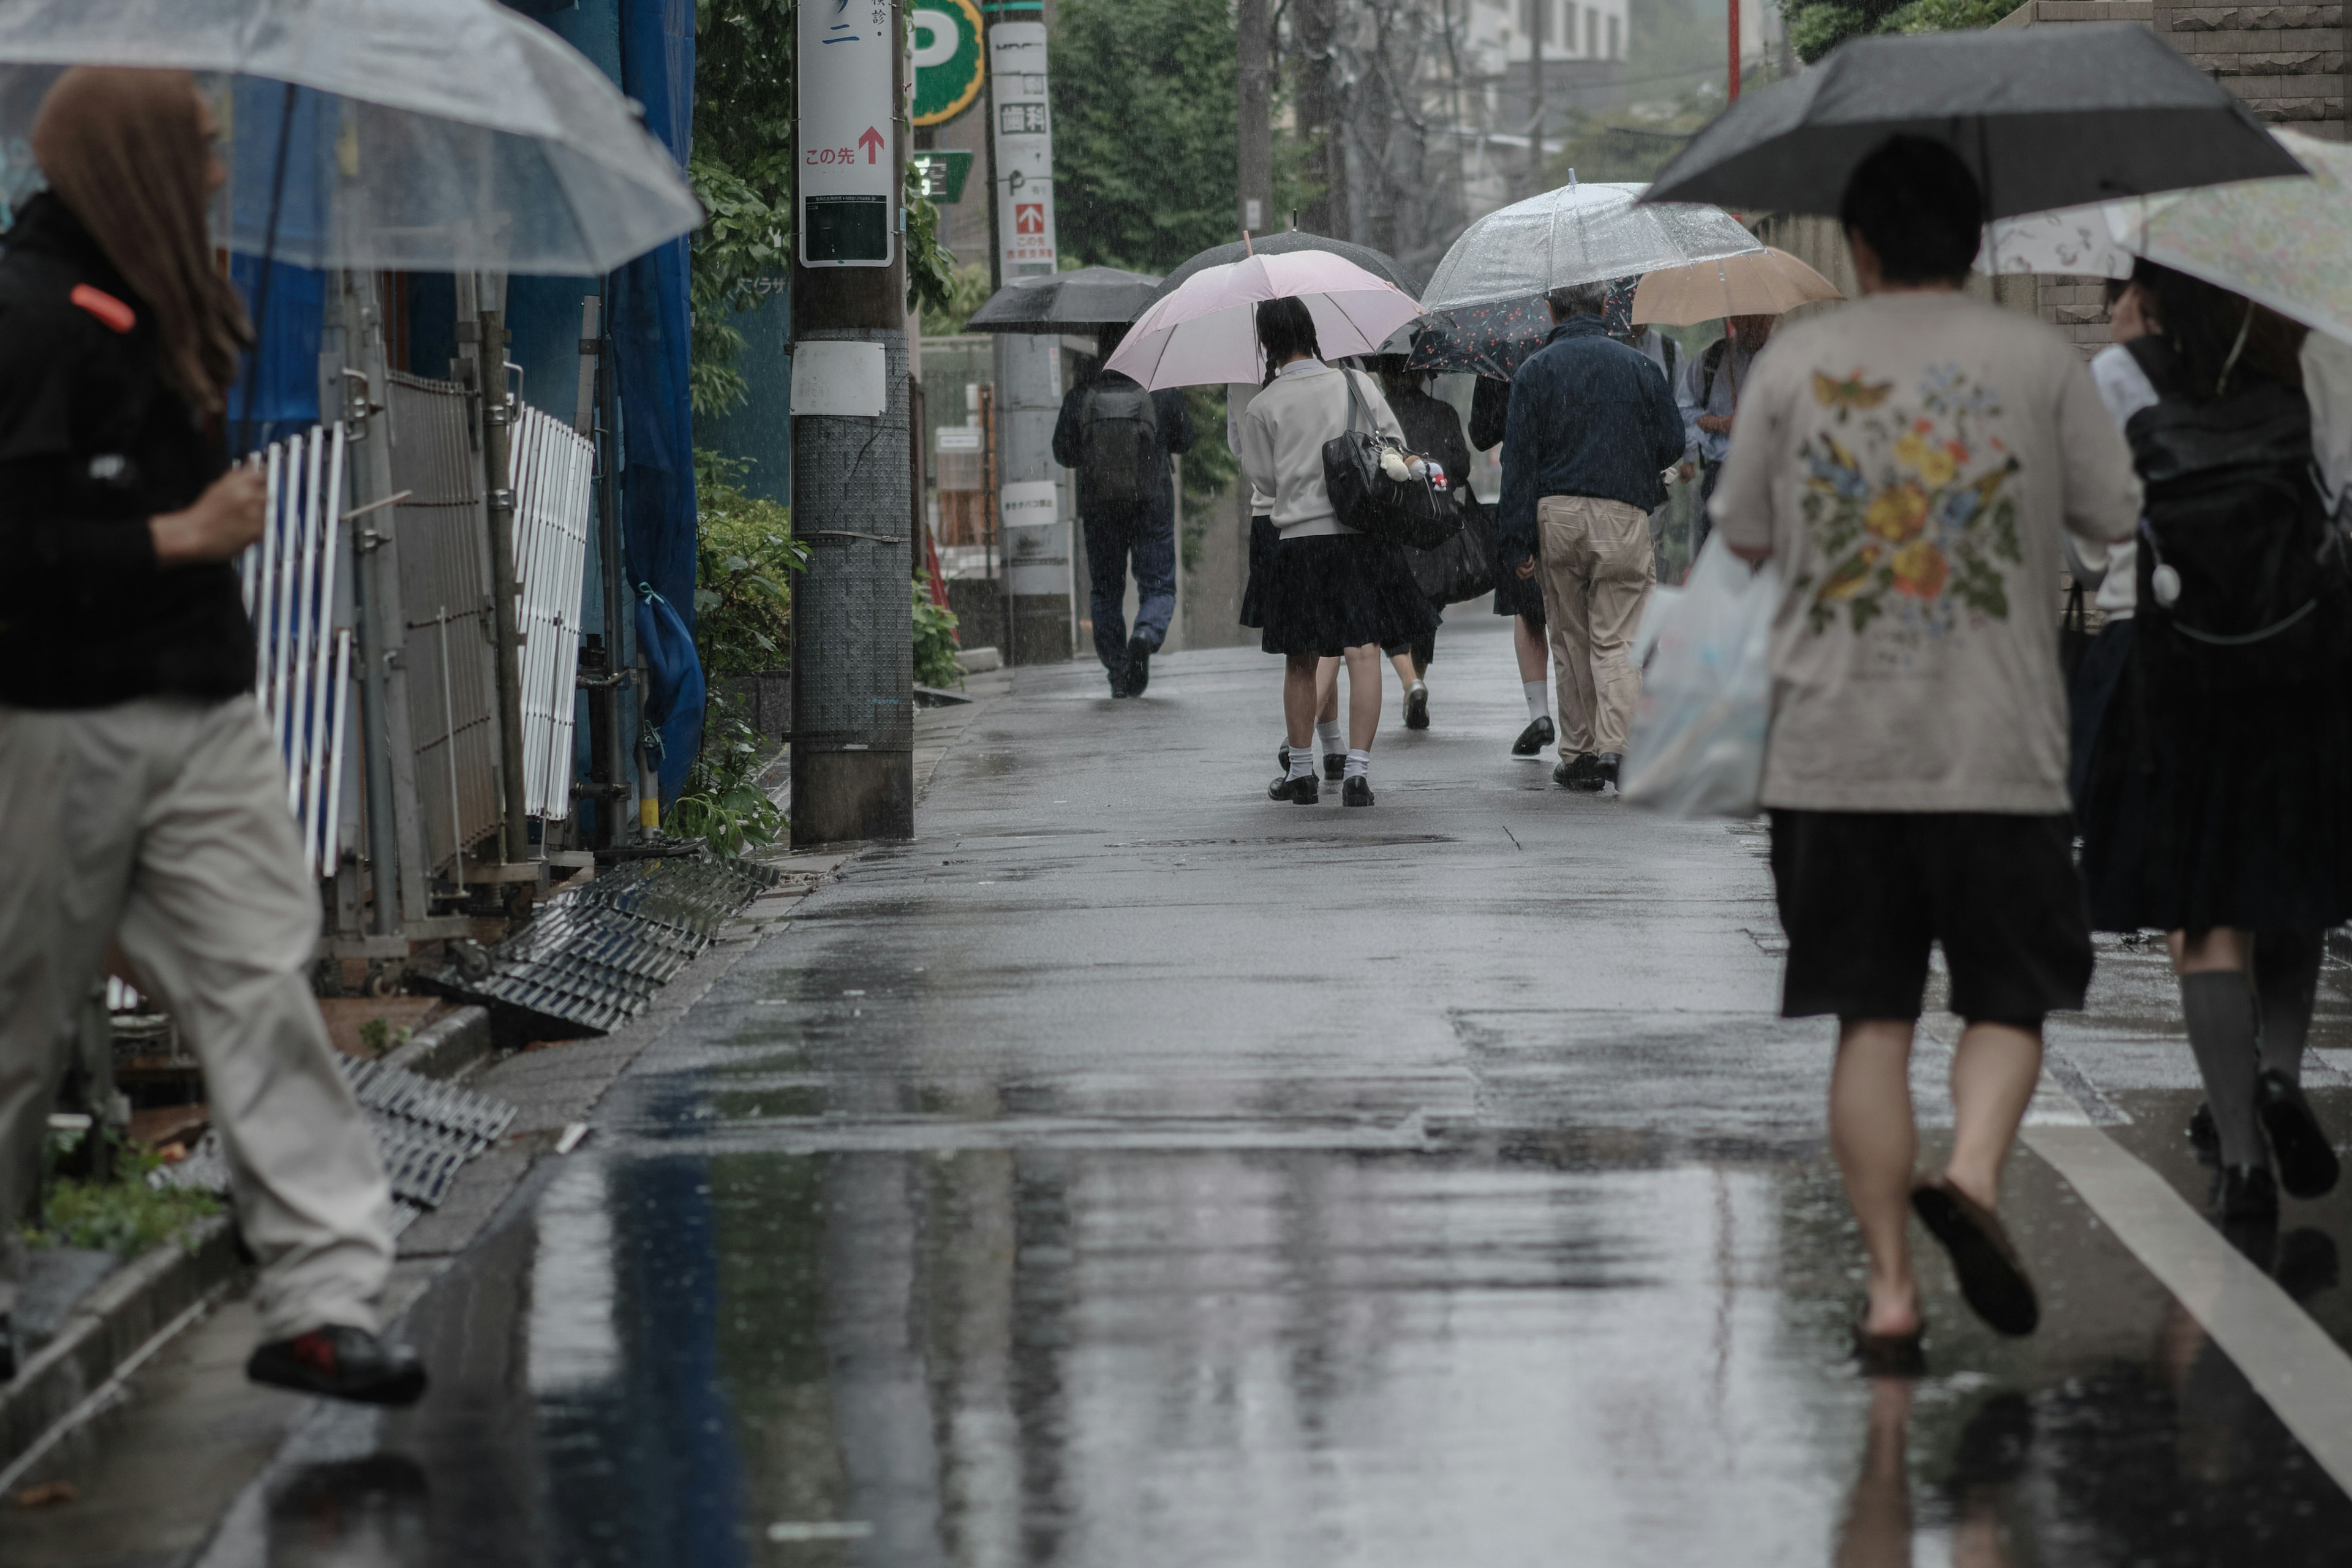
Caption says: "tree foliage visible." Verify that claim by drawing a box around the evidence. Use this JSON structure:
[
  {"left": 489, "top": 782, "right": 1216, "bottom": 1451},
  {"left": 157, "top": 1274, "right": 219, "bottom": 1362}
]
[
  {"left": 1050, "top": 0, "right": 1239, "bottom": 274},
  {"left": 1777, "top": 0, "right": 2021, "bottom": 64},
  {"left": 692, "top": 0, "right": 958, "bottom": 416}
]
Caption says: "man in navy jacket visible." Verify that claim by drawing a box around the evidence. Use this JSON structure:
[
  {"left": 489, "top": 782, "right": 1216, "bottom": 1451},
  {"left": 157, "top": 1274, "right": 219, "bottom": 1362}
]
[{"left": 1498, "top": 281, "right": 1687, "bottom": 791}]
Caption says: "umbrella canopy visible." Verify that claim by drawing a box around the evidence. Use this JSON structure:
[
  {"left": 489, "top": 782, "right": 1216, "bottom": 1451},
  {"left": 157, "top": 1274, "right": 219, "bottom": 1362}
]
[
  {"left": 1643, "top": 25, "right": 2304, "bottom": 221},
  {"left": 1148, "top": 230, "right": 1408, "bottom": 304},
  {"left": 1975, "top": 203, "right": 2136, "bottom": 280},
  {"left": 1631, "top": 246, "right": 1842, "bottom": 325},
  {"left": 2109, "top": 128, "right": 2352, "bottom": 348},
  {"left": 0, "top": 0, "right": 700, "bottom": 274},
  {"left": 1106, "top": 251, "right": 1423, "bottom": 390},
  {"left": 1420, "top": 179, "right": 1763, "bottom": 315},
  {"left": 1404, "top": 295, "right": 1555, "bottom": 382},
  {"left": 965, "top": 266, "right": 1163, "bottom": 333}
]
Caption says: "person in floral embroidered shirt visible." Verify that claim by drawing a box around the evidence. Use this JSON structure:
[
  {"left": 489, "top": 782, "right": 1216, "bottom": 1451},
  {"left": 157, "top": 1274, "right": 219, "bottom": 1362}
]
[{"left": 1711, "top": 137, "right": 2141, "bottom": 1367}]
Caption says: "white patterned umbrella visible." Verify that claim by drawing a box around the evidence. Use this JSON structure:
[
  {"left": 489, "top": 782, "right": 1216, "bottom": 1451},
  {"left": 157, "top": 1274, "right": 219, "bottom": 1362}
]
[{"left": 2107, "top": 128, "right": 2352, "bottom": 348}]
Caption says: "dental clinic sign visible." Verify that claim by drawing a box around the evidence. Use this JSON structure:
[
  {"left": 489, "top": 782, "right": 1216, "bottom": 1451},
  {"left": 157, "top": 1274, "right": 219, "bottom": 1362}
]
[{"left": 797, "top": 0, "right": 895, "bottom": 266}]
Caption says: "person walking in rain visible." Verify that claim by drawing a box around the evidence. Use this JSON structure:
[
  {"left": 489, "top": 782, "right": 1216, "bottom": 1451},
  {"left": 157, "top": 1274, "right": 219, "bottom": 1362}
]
[
  {"left": 1470, "top": 374, "right": 1556, "bottom": 760},
  {"left": 1604, "top": 276, "right": 1696, "bottom": 581},
  {"left": 2072, "top": 260, "right": 2350, "bottom": 1227},
  {"left": 1371, "top": 354, "right": 1478, "bottom": 731},
  {"left": 1055, "top": 323, "right": 1196, "bottom": 698},
  {"left": 1714, "top": 136, "right": 2141, "bottom": 1365},
  {"left": 1240, "top": 297, "right": 1433, "bottom": 807},
  {"left": 1678, "top": 312, "right": 1774, "bottom": 559},
  {"left": 0, "top": 68, "right": 423, "bottom": 1403},
  {"left": 1498, "top": 280, "right": 1686, "bottom": 793}
]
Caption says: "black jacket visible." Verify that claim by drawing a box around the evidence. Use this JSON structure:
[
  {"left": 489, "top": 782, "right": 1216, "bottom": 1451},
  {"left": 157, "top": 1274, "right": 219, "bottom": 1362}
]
[
  {"left": 1496, "top": 315, "right": 1686, "bottom": 566},
  {"left": 0, "top": 194, "right": 247, "bottom": 709},
  {"left": 1050, "top": 370, "right": 1196, "bottom": 524}
]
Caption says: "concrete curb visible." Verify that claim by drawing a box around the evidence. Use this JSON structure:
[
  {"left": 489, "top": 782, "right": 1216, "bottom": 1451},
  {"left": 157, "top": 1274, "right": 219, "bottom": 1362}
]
[
  {"left": 0, "top": 1215, "right": 238, "bottom": 1487},
  {"left": 383, "top": 1004, "right": 495, "bottom": 1080},
  {"left": 0, "top": 1003, "right": 495, "bottom": 1485}
]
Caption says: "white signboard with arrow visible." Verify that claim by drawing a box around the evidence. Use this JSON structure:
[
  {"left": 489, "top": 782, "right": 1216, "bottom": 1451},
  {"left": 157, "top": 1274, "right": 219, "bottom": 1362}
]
[
  {"left": 797, "top": 0, "right": 896, "bottom": 267},
  {"left": 988, "top": 21, "right": 1056, "bottom": 276}
]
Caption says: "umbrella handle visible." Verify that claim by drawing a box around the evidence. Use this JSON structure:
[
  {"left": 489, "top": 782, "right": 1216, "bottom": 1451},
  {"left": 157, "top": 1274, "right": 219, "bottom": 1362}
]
[{"left": 235, "top": 81, "right": 300, "bottom": 459}]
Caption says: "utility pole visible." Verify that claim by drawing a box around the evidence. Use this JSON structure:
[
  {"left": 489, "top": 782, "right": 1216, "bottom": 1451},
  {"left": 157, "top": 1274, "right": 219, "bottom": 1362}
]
[
  {"left": 1527, "top": 0, "right": 1546, "bottom": 191},
  {"left": 1238, "top": 0, "right": 1272, "bottom": 239},
  {"left": 791, "top": 0, "right": 916, "bottom": 842},
  {"left": 1728, "top": 0, "right": 1741, "bottom": 100},
  {"left": 985, "top": 4, "right": 1072, "bottom": 665}
]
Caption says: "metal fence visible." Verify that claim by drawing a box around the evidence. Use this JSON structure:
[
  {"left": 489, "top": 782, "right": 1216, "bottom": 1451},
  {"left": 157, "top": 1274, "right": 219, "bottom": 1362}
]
[
  {"left": 386, "top": 371, "right": 502, "bottom": 877},
  {"left": 509, "top": 405, "right": 594, "bottom": 821},
  {"left": 238, "top": 424, "right": 353, "bottom": 880}
]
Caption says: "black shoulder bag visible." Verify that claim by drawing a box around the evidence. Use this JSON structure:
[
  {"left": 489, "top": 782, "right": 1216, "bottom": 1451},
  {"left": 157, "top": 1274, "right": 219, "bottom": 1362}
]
[{"left": 1320, "top": 370, "right": 1463, "bottom": 551}]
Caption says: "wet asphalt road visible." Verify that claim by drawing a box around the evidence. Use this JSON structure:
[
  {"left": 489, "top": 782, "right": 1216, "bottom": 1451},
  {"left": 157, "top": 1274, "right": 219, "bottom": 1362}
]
[{"left": 31, "top": 613, "right": 2352, "bottom": 1566}]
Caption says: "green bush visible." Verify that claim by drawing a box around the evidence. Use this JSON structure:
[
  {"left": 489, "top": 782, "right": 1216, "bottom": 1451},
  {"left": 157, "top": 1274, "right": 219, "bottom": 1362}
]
[
  {"left": 26, "top": 1147, "right": 219, "bottom": 1257},
  {"left": 694, "top": 466, "right": 806, "bottom": 678},
  {"left": 913, "top": 575, "right": 963, "bottom": 689},
  {"left": 666, "top": 693, "right": 786, "bottom": 856}
]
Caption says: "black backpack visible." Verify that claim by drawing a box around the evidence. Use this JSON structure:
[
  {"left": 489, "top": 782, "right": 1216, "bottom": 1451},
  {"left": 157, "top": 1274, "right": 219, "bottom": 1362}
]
[
  {"left": 2127, "top": 336, "right": 2350, "bottom": 692},
  {"left": 1076, "top": 377, "right": 1162, "bottom": 513}
]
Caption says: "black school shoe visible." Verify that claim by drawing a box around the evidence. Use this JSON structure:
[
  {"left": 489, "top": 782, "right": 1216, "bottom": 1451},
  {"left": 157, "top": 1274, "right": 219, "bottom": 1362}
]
[
  {"left": 1403, "top": 682, "right": 1430, "bottom": 730},
  {"left": 1552, "top": 752, "right": 1599, "bottom": 790},
  {"left": 1324, "top": 752, "right": 1346, "bottom": 781},
  {"left": 1126, "top": 638, "right": 1151, "bottom": 696},
  {"left": 2257, "top": 1070, "right": 2340, "bottom": 1199},
  {"left": 1511, "top": 716, "right": 1554, "bottom": 756},
  {"left": 248, "top": 1325, "right": 428, "bottom": 1406},
  {"left": 1268, "top": 773, "right": 1319, "bottom": 804},
  {"left": 1342, "top": 775, "right": 1373, "bottom": 807}
]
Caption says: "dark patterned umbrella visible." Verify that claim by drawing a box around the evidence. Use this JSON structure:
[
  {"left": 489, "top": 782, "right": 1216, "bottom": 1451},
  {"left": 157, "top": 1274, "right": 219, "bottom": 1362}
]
[{"left": 1406, "top": 274, "right": 1645, "bottom": 381}]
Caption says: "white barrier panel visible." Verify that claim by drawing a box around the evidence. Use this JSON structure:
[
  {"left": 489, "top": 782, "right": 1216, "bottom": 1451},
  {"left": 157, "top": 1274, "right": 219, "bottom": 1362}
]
[
  {"left": 237, "top": 424, "right": 353, "bottom": 880},
  {"left": 509, "top": 406, "right": 595, "bottom": 821}
]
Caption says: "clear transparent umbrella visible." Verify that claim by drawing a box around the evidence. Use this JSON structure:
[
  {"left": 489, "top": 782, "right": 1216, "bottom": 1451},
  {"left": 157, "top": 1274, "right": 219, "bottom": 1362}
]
[
  {"left": 1420, "top": 178, "right": 1762, "bottom": 315},
  {"left": 0, "top": 0, "right": 700, "bottom": 274}
]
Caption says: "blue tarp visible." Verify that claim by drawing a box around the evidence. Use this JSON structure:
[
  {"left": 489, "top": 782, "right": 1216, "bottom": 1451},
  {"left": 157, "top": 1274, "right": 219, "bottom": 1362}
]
[
  {"left": 614, "top": 0, "right": 702, "bottom": 805},
  {"left": 227, "top": 252, "right": 325, "bottom": 450}
]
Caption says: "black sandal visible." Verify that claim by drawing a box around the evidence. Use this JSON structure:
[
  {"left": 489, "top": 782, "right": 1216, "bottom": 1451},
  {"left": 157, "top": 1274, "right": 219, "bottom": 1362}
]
[
  {"left": 1912, "top": 1177, "right": 2040, "bottom": 1337},
  {"left": 1852, "top": 1316, "right": 1927, "bottom": 1378}
]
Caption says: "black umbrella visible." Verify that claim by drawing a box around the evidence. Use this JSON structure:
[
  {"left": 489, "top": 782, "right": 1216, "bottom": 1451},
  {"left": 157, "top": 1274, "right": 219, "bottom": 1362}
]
[
  {"left": 1644, "top": 25, "right": 2305, "bottom": 219},
  {"left": 1404, "top": 296, "right": 1554, "bottom": 382},
  {"left": 966, "top": 266, "right": 1163, "bottom": 333},
  {"left": 1148, "top": 231, "right": 1408, "bottom": 305}
]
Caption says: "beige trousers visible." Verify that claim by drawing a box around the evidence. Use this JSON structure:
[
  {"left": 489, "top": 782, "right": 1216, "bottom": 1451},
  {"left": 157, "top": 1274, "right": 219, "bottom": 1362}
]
[
  {"left": 0, "top": 696, "right": 393, "bottom": 1339},
  {"left": 1535, "top": 494, "right": 1656, "bottom": 757}
]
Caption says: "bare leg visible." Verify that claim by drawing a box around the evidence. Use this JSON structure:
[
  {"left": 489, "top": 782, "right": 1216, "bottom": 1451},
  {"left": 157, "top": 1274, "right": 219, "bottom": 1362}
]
[
  {"left": 1389, "top": 650, "right": 1419, "bottom": 690},
  {"left": 1943, "top": 1021, "right": 2044, "bottom": 1209},
  {"left": 1283, "top": 654, "right": 1319, "bottom": 751},
  {"left": 1342, "top": 643, "right": 1382, "bottom": 752},
  {"left": 1315, "top": 657, "right": 1340, "bottom": 725},
  {"left": 1512, "top": 612, "right": 1547, "bottom": 683},
  {"left": 1832, "top": 1019, "right": 1922, "bottom": 1337}
]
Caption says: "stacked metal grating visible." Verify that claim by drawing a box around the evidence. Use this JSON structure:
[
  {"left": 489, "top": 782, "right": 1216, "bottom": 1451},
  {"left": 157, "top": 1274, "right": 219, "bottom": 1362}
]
[
  {"left": 154, "top": 1058, "right": 517, "bottom": 1237},
  {"left": 420, "top": 853, "right": 781, "bottom": 1039}
]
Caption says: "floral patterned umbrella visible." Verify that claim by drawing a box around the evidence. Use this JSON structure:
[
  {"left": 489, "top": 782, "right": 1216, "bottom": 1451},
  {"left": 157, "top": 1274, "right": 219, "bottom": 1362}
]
[
  {"left": 2108, "top": 128, "right": 2352, "bottom": 347},
  {"left": 1403, "top": 294, "right": 1556, "bottom": 382}
]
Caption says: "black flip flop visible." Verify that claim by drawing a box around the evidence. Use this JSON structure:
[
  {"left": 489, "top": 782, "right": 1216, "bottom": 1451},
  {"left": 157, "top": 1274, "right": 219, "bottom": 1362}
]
[
  {"left": 1912, "top": 1177, "right": 2040, "bottom": 1337},
  {"left": 1852, "top": 1316, "right": 1927, "bottom": 1378}
]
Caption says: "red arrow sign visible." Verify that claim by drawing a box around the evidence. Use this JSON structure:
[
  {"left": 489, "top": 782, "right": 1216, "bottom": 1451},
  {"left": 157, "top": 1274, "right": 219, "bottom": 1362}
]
[{"left": 859, "top": 126, "right": 884, "bottom": 164}]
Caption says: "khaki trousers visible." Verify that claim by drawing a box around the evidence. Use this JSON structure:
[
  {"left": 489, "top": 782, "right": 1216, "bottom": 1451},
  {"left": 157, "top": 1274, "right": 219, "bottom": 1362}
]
[
  {"left": 1535, "top": 494, "right": 1656, "bottom": 756},
  {"left": 0, "top": 696, "right": 393, "bottom": 1339}
]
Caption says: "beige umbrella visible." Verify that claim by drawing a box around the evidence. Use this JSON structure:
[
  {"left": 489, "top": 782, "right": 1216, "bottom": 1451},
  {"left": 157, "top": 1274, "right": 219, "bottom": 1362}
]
[{"left": 1629, "top": 247, "right": 1842, "bottom": 325}]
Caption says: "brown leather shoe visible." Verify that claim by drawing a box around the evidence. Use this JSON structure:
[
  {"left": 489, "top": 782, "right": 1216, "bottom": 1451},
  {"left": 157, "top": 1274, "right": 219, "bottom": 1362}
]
[{"left": 1912, "top": 1176, "right": 2039, "bottom": 1336}]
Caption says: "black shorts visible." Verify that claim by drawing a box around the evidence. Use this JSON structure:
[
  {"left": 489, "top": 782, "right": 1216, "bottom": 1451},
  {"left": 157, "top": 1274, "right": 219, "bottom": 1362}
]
[{"left": 1768, "top": 810, "right": 2093, "bottom": 1028}]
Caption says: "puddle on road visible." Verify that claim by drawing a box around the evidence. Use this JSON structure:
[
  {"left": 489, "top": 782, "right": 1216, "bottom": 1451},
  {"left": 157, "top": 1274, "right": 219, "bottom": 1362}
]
[{"left": 222, "top": 1144, "right": 2352, "bottom": 1566}]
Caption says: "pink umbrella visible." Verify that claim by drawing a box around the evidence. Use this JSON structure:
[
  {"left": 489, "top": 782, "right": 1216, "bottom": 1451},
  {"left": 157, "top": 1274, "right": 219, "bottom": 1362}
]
[{"left": 1104, "top": 251, "right": 1423, "bottom": 389}]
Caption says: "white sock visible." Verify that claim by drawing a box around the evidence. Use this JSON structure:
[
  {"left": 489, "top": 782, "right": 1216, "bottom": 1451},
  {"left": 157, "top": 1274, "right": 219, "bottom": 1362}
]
[
  {"left": 1288, "top": 746, "right": 1317, "bottom": 780},
  {"left": 1316, "top": 720, "right": 1344, "bottom": 758},
  {"left": 1524, "top": 680, "right": 1549, "bottom": 723},
  {"left": 1344, "top": 749, "right": 1370, "bottom": 780}
]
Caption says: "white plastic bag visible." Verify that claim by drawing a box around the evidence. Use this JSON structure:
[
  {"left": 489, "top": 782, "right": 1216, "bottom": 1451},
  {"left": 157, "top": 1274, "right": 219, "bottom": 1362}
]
[{"left": 1619, "top": 538, "right": 1779, "bottom": 817}]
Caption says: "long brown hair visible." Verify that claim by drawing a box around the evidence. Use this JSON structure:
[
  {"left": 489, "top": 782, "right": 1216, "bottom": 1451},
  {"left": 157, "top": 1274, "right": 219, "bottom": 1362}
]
[{"left": 32, "top": 67, "right": 252, "bottom": 412}]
